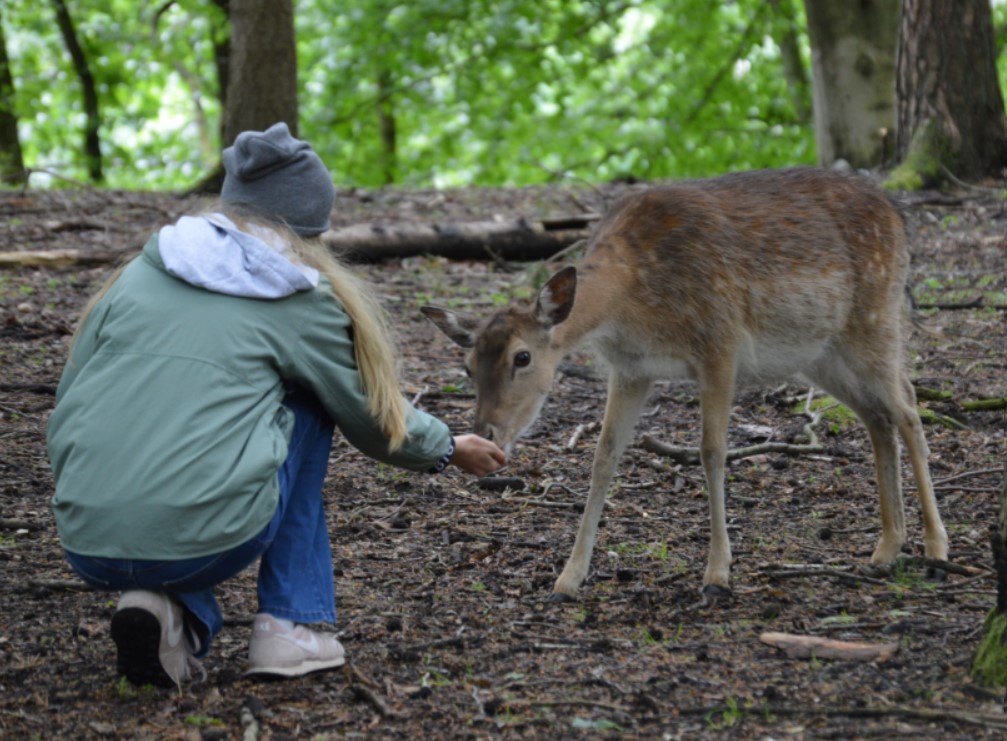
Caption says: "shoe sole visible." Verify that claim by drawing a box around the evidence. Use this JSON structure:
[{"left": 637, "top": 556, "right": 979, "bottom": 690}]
[
  {"left": 111, "top": 608, "right": 175, "bottom": 688},
  {"left": 245, "top": 656, "right": 346, "bottom": 678}
]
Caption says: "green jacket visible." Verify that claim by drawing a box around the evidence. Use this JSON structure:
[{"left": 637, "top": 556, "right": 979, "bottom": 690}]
[{"left": 48, "top": 224, "right": 452, "bottom": 559}]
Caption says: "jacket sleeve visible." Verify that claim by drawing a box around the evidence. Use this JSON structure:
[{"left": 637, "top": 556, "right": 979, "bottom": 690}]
[{"left": 283, "top": 287, "right": 454, "bottom": 472}]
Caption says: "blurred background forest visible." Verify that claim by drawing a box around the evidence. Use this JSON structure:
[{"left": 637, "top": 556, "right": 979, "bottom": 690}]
[{"left": 2, "top": 0, "right": 1007, "bottom": 192}]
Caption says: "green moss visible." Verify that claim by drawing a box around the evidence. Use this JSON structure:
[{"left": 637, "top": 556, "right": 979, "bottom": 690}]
[
  {"left": 884, "top": 121, "right": 950, "bottom": 192},
  {"left": 972, "top": 609, "right": 1007, "bottom": 687}
]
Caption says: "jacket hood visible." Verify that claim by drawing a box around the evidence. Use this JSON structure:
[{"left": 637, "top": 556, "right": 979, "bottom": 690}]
[{"left": 158, "top": 214, "right": 320, "bottom": 299}]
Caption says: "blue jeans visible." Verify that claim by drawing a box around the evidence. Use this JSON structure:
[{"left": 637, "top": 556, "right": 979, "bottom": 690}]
[{"left": 64, "top": 390, "right": 337, "bottom": 657}]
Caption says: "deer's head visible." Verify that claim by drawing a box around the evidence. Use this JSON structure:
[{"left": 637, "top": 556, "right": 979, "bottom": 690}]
[{"left": 422, "top": 267, "right": 577, "bottom": 453}]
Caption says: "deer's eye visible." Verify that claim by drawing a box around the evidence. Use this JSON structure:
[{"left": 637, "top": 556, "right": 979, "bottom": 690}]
[{"left": 514, "top": 351, "right": 531, "bottom": 368}]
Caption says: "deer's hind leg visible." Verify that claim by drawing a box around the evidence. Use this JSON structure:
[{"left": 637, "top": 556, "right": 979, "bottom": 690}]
[
  {"left": 697, "top": 356, "right": 737, "bottom": 595},
  {"left": 895, "top": 376, "right": 948, "bottom": 559},
  {"left": 806, "top": 352, "right": 947, "bottom": 564}
]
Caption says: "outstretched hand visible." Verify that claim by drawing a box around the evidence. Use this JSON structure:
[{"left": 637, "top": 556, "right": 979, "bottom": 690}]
[{"left": 451, "top": 434, "right": 507, "bottom": 476}]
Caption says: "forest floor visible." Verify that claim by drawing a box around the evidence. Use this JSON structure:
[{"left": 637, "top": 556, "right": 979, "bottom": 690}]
[{"left": 1, "top": 176, "right": 1006, "bottom": 740}]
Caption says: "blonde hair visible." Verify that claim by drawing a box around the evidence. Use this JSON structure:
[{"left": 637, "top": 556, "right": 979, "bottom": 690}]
[{"left": 70, "top": 206, "right": 409, "bottom": 452}]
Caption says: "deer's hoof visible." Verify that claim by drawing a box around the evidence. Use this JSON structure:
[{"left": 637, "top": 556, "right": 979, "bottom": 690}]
[
  {"left": 548, "top": 591, "right": 577, "bottom": 604},
  {"left": 700, "top": 583, "right": 733, "bottom": 607},
  {"left": 925, "top": 564, "right": 948, "bottom": 583}
]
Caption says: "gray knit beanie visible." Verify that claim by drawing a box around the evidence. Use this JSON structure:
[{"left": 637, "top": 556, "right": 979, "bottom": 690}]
[{"left": 221, "top": 122, "right": 335, "bottom": 237}]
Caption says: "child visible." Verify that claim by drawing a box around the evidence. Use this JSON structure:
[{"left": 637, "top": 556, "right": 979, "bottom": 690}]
[{"left": 47, "top": 122, "right": 506, "bottom": 688}]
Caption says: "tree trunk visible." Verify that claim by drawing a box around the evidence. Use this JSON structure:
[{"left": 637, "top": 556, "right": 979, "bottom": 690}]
[
  {"left": 211, "top": 0, "right": 231, "bottom": 144},
  {"left": 0, "top": 7, "right": 24, "bottom": 183},
  {"left": 768, "top": 0, "right": 812, "bottom": 124},
  {"left": 891, "top": 0, "right": 1007, "bottom": 189},
  {"left": 51, "top": 0, "right": 102, "bottom": 182},
  {"left": 803, "top": 0, "right": 899, "bottom": 169},
  {"left": 972, "top": 461, "right": 1007, "bottom": 687},
  {"left": 377, "top": 67, "right": 397, "bottom": 186},
  {"left": 222, "top": 0, "right": 298, "bottom": 148}
]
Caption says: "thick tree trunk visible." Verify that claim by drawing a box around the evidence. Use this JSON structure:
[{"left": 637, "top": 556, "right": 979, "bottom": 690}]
[
  {"left": 891, "top": 0, "right": 1007, "bottom": 189},
  {"left": 222, "top": 0, "right": 298, "bottom": 148},
  {"left": 803, "top": 0, "right": 899, "bottom": 169},
  {"left": 0, "top": 8, "right": 24, "bottom": 183},
  {"left": 51, "top": 0, "right": 102, "bottom": 182}
]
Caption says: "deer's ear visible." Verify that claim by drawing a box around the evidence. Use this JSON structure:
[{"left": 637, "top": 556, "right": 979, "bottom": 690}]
[
  {"left": 421, "top": 306, "right": 479, "bottom": 348},
  {"left": 535, "top": 266, "right": 577, "bottom": 328}
]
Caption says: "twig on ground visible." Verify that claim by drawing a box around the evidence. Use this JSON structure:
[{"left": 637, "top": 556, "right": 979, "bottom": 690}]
[
  {"left": 347, "top": 664, "right": 403, "bottom": 719},
  {"left": 642, "top": 388, "right": 827, "bottom": 465},
  {"left": 760, "top": 565, "right": 890, "bottom": 586},
  {"left": 932, "top": 467, "right": 1005, "bottom": 487}
]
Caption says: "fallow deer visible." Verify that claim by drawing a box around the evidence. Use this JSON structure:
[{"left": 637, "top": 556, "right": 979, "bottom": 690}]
[{"left": 422, "top": 167, "right": 948, "bottom": 601}]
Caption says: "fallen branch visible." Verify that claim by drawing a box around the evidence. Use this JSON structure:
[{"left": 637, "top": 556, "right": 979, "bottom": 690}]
[
  {"left": 962, "top": 397, "right": 1007, "bottom": 412},
  {"left": 0, "top": 518, "right": 44, "bottom": 531},
  {"left": 760, "top": 632, "right": 899, "bottom": 662},
  {"left": 889, "top": 556, "right": 986, "bottom": 577},
  {"left": 913, "top": 385, "right": 953, "bottom": 401},
  {"left": 641, "top": 432, "right": 825, "bottom": 466},
  {"left": 914, "top": 296, "right": 985, "bottom": 311},
  {"left": 916, "top": 407, "right": 968, "bottom": 430},
  {"left": 675, "top": 703, "right": 1007, "bottom": 732},
  {"left": 347, "top": 664, "right": 404, "bottom": 719},
  {"left": 760, "top": 565, "right": 890, "bottom": 586},
  {"left": 643, "top": 388, "right": 832, "bottom": 465}
]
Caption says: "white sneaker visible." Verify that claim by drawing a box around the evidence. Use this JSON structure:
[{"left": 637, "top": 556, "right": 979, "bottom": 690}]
[
  {"left": 246, "top": 613, "right": 346, "bottom": 677},
  {"left": 111, "top": 590, "right": 203, "bottom": 689}
]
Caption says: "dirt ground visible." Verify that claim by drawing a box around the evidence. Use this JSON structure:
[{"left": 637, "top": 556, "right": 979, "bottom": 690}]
[{"left": 1, "top": 177, "right": 1005, "bottom": 740}]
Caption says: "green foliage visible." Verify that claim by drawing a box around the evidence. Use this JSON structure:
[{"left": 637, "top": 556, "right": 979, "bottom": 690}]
[{"left": 6, "top": 0, "right": 818, "bottom": 189}]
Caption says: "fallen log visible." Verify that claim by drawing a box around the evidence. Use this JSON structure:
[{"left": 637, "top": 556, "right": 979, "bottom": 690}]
[
  {"left": 0, "top": 249, "right": 124, "bottom": 268},
  {"left": 322, "top": 217, "right": 592, "bottom": 263},
  {"left": 1, "top": 216, "right": 596, "bottom": 268}
]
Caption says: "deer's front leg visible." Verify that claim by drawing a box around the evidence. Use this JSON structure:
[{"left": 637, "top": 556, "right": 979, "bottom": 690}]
[{"left": 552, "top": 375, "right": 652, "bottom": 600}]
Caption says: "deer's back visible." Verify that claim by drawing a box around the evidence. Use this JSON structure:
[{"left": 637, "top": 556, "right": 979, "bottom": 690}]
[{"left": 575, "top": 168, "right": 909, "bottom": 379}]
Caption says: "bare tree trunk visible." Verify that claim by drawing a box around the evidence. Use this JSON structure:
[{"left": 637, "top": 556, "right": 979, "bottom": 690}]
[
  {"left": 994, "top": 463, "right": 1007, "bottom": 615},
  {"left": 377, "top": 68, "right": 397, "bottom": 186},
  {"left": 0, "top": 7, "right": 24, "bottom": 183},
  {"left": 211, "top": 0, "right": 231, "bottom": 144},
  {"left": 803, "top": 0, "right": 899, "bottom": 169},
  {"left": 768, "top": 0, "right": 812, "bottom": 124},
  {"left": 51, "top": 0, "right": 102, "bottom": 182},
  {"left": 222, "top": 0, "right": 298, "bottom": 148},
  {"left": 892, "top": 0, "right": 1007, "bottom": 188},
  {"left": 972, "top": 462, "right": 1007, "bottom": 687}
]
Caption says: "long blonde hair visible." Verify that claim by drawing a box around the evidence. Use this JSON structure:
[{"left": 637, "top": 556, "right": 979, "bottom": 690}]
[{"left": 70, "top": 206, "right": 409, "bottom": 452}]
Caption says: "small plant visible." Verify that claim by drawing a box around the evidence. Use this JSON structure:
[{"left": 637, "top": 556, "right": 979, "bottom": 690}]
[
  {"left": 114, "top": 676, "right": 135, "bottom": 699},
  {"left": 705, "top": 697, "right": 744, "bottom": 730}
]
